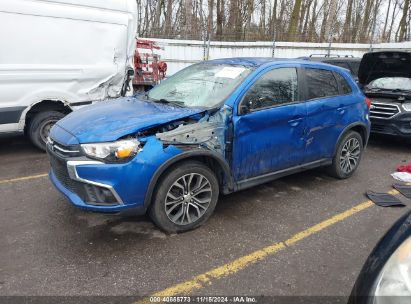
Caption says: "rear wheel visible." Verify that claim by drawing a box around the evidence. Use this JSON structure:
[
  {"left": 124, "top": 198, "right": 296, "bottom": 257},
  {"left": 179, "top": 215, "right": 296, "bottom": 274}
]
[
  {"left": 328, "top": 131, "right": 363, "bottom": 179},
  {"left": 28, "top": 111, "right": 65, "bottom": 151},
  {"left": 149, "top": 161, "right": 219, "bottom": 233}
]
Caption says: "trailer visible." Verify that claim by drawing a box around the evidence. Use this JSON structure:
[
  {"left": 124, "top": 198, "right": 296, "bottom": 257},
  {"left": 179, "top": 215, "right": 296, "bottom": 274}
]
[{"left": 133, "top": 39, "right": 167, "bottom": 91}]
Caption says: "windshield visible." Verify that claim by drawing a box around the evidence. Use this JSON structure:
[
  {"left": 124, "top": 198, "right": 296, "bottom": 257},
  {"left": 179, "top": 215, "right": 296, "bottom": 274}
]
[
  {"left": 147, "top": 63, "right": 253, "bottom": 108},
  {"left": 368, "top": 77, "right": 411, "bottom": 91}
]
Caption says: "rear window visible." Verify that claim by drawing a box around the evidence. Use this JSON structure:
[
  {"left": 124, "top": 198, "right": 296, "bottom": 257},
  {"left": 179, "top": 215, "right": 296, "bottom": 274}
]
[
  {"left": 334, "top": 73, "right": 352, "bottom": 94},
  {"left": 305, "top": 68, "right": 339, "bottom": 99}
]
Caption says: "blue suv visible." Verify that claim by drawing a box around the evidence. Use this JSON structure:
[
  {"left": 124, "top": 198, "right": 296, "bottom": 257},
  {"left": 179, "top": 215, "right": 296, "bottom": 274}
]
[{"left": 47, "top": 58, "right": 370, "bottom": 232}]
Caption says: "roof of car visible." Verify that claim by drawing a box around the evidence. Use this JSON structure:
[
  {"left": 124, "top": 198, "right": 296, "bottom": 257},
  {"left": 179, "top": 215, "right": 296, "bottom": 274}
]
[
  {"left": 301, "top": 56, "right": 361, "bottom": 62},
  {"left": 203, "top": 57, "right": 330, "bottom": 67}
]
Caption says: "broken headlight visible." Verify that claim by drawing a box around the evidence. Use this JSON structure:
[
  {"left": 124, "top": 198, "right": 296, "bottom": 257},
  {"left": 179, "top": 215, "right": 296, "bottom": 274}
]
[{"left": 81, "top": 139, "right": 141, "bottom": 163}]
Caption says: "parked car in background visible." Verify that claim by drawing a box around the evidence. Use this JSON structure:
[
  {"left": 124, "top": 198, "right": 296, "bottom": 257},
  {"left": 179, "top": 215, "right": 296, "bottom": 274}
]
[
  {"left": 300, "top": 54, "right": 361, "bottom": 80},
  {"left": 47, "top": 58, "right": 370, "bottom": 233},
  {"left": 349, "top": 210, "right": 411, "bottom": 303},
  {"left": 0, "top": 0, "right": 137, "bottom": 150},
  {"left": 358, "top": 51, "right": 411, "bottom": 139}
]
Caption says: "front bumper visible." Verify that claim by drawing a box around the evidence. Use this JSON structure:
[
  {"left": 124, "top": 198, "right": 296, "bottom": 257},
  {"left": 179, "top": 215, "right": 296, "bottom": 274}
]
[
  {"left": 47, "top": 136, "right": 183, "bottom": 213},
  {"left": 370, "top": 113, "right": 411, "bottom": 138},
  {"left": 49, "top": 169, "right": 140, "bottom": 213}
]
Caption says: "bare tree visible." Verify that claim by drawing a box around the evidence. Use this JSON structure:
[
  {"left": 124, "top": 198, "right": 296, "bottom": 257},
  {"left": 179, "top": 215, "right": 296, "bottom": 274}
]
[
  {"left": 287, "top": 0, "right": 302, "bottom": 41},
  {"left": 399, "top": 0, "right": 410, "bottom": 41},
  {"left": 134, "top": 0, "right": 410, "bottom": 44}
]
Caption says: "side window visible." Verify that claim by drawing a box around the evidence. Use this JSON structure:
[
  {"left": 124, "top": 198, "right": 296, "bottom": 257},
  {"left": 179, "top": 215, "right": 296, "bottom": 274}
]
[
  {"left": 305, "top": 68, "right": 339, "bottom": 99},
  {"left": 242, "top": 68, "right": 298, "bottom": 111},
  {"left": 334, "top": 72, "right": 352, "bottom": 94}
]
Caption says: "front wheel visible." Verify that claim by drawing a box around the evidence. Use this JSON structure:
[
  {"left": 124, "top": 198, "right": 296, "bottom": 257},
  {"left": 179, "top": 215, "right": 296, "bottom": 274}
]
[
  {"left": 328, "top": 131, "right": 363, "bottom": 179},
  {"left": 149, "top": 161, "right": 219, "bottom": 233},
  {"left": 28, "top": 111, "right": 65, "bottom": 151}
]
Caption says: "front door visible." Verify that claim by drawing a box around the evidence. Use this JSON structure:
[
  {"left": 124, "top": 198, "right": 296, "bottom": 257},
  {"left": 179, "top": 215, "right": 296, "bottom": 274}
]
[{"left": 231, "top": 67, "right": 307, "bottom": 181}]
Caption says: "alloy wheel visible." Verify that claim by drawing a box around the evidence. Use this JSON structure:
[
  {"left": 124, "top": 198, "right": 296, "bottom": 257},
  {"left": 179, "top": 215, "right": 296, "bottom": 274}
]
[
  {"left": 164, "top": 173, "right": 212, "bottom": 225},
  {"left": 339, "top": 137, "right": 361, "bottom": 175}
]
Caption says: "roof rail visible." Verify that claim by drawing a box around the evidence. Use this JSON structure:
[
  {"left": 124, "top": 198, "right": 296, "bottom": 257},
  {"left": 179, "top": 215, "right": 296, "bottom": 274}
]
[{"left": 309, "top": 54, "right": 355, "bottom": 58}]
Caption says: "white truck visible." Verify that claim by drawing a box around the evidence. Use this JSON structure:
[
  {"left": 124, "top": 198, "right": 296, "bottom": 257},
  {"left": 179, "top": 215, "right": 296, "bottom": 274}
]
[{"left": 0, "top": 0, "right": 137, "bottom": 150}]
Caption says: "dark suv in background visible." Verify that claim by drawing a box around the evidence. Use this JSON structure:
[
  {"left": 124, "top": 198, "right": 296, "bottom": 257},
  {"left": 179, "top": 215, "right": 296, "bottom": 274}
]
[
  {"left": 358, "top": 51, "right": 411, "bottom": 139},
  {"left": 300, "top": 54, "right": 361, "bottom": 80}
]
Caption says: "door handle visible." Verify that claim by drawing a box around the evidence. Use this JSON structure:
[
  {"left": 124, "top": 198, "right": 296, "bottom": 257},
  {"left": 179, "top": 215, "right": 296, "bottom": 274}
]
[
  {"left": 337, "top": 107, "right": 346, "bottom": 115},
  {"left": 288, "top": 117, "right": 303, "bottom": 127}
]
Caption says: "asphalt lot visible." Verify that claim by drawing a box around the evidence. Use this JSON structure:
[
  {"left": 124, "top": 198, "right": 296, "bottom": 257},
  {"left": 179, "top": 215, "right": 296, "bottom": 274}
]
[{"left": 0, "top": 135, "right": 410, "bottom": 299}]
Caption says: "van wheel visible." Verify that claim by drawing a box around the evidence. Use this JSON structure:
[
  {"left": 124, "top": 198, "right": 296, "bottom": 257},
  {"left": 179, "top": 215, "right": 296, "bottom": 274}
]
[
  {"left": 328, "top": 131, "right": 363, "bottom": 179},
  {"left": 149, "top": 161, "right": 219, "bottom": 233},
  {"left": 28, "top": 111, "right": 65, "bottom": 151}
]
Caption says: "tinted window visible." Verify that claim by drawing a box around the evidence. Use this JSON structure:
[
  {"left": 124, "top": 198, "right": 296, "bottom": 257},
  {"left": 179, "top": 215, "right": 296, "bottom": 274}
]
[
  {"left": 325, "top": 61, "right": 350, "bottom": 70},
  {"left": 334, "top": 72, "right": 352, "bottom": 94},
  {"left": 305, "top": 69, "right": 339, "bottom": 99},
  {"left": 243, "top": 68, "right": 298, "bottom": 110},
  {"left": 349, "top": 62, "right": 360, "bottom": 76}
]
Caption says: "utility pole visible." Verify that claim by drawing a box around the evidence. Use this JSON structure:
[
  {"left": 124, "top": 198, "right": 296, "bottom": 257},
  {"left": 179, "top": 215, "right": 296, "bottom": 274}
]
[{"left": 272, "top": 27, "right": 276, "bottom": 57}]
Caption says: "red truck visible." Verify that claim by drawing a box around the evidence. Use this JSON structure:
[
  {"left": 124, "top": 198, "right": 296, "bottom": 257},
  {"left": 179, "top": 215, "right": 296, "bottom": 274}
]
[{"left": 133, "top": 39, "right": 167, "bottom": 92}]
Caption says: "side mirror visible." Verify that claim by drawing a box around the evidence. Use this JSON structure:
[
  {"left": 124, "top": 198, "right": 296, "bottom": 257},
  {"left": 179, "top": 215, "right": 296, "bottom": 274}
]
[
  {"left": 127, "top": 68, "right": 135, "bottom": 77},
  {"left": 348, "top": 211, "right": 411, "bottom": 303}
]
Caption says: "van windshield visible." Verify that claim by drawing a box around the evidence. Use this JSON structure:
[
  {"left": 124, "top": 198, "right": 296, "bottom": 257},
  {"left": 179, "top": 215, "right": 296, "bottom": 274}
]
[{"left": 147, "top": 63, "right": 253, "bottom": 108}]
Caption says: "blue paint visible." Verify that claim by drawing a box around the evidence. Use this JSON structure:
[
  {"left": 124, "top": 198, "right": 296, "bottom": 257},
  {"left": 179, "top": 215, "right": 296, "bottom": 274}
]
[
  {"left": 55, "top": 96, "right": 205, "bottom": 143},
  {"left": 48, "top": 58, "right": 370, "bottom": 213}
]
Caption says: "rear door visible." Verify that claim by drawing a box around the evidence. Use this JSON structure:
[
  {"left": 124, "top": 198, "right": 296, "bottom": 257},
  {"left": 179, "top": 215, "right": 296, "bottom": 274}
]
[{"left": 303, "top": 67, "right": 346, "bottom": 162}]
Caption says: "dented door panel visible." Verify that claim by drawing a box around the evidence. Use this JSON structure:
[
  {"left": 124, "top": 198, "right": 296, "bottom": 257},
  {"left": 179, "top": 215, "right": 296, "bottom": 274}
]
[{"left": 231, "top": 103, "right": 307, "bottom": 181}]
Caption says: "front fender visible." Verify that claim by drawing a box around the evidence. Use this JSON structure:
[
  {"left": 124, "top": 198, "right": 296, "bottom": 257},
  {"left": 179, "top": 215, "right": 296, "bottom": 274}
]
[{"left": 143, "top": 148, "right": 234, "bottom": 208}]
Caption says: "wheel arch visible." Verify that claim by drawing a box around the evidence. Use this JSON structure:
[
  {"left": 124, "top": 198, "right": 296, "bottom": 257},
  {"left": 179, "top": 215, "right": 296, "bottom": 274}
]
[
  {"left": 20, "top": 99, "right": 72, "bottom": 132},
  {"left": 143, "top": 149, "right": 234, "bottom": 209},
  {"left": 333, "top": 122, "right": 369, "bottom": 157},
  {"left": 23, "top": 99, "right": 72, "bottom": 131}
]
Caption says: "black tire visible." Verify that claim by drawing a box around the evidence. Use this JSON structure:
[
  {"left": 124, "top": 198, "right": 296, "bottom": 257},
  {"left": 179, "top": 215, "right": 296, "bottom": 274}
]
[
  {"left": 328, "top": 131, "right": 363, "bottom": 179},
  {"left": 149, "top": 161, "right": 219, "bottom": 233},
  {"left": 28, "top": 111, "right": 65, "bottom": 151}
]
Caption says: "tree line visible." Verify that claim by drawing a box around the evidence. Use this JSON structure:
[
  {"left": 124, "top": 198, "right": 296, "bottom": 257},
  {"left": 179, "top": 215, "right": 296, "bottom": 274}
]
[{"left": 136, "top": 0, "right": 410, "bottom": 43}]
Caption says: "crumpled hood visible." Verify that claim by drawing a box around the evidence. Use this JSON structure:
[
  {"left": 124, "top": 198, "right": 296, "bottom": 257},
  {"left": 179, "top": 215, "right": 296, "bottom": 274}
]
[
  {"left": 358, "top": 51, "right": 411, "bottom": 85},
  {"left": 54, "top": 96, "right": 205, "bottom": 143}
]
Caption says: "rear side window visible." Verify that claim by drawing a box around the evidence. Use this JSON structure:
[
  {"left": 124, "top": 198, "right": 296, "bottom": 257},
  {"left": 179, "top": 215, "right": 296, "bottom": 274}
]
[
  {"left": 334, "top": 72, "right": 352, "bottom": 94},
  {"left": 243, "top": 67, "right": 298, "bottom": 110},
  {"left": 305, "top": 68, "right": 339, "bottom": 99}
]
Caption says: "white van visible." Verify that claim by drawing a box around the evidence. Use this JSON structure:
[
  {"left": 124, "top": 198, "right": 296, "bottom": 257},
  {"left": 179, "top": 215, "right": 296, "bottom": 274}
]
[{"left": 0, "top": 0, "right": 137, "bottom": 150}]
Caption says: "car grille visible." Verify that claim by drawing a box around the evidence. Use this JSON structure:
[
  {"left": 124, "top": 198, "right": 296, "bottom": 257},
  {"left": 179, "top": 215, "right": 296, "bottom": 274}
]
[
  {"left": 370, "top": 102, "right": 400, "bottom": 119},
  {"left": 47, "top": 137, "right": 82, "bottom": 158},
  {"left": 49, "top": 154, "right": 87, "bottom": 199},
  {"left": 48, "top": 148, "right": 120, "bottom": 206},
  {"left": 370, "top": 123, "right": 395, "bottom": 134}
]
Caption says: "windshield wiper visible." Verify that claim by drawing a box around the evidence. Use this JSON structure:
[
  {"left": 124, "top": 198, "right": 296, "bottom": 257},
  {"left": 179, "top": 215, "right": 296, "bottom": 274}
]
[
  {"left": 155, "top": 98, "right": 186, "bottom": 108},
  {"left": 366, "top": 87, "right": 411, "bottom": 95},
  {"left": 390, "top": 88, "right": 411, "bottom": 94}
]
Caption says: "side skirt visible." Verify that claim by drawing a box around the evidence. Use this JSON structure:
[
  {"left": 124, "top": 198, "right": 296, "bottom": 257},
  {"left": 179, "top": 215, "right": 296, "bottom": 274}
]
[{"left": 234, "top": 159, "right": 332, "bottom": 192}]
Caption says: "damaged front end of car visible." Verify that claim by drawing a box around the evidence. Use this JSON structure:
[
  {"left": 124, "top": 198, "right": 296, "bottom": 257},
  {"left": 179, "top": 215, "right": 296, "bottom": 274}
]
[
  {"left": 137, "top": 105, "right": 235, "bottom": 199},
  {"left": 47, "top": 103, "right": 235, "bottom": 213}
]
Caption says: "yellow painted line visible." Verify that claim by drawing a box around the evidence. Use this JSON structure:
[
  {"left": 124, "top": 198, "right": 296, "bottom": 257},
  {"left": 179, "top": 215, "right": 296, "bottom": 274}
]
[
  {"left": 0, "top": 173, "right": 48, "bottom": 185},
  {"left": 138, "top": 198, "right": 380, "bottom": 302}
]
